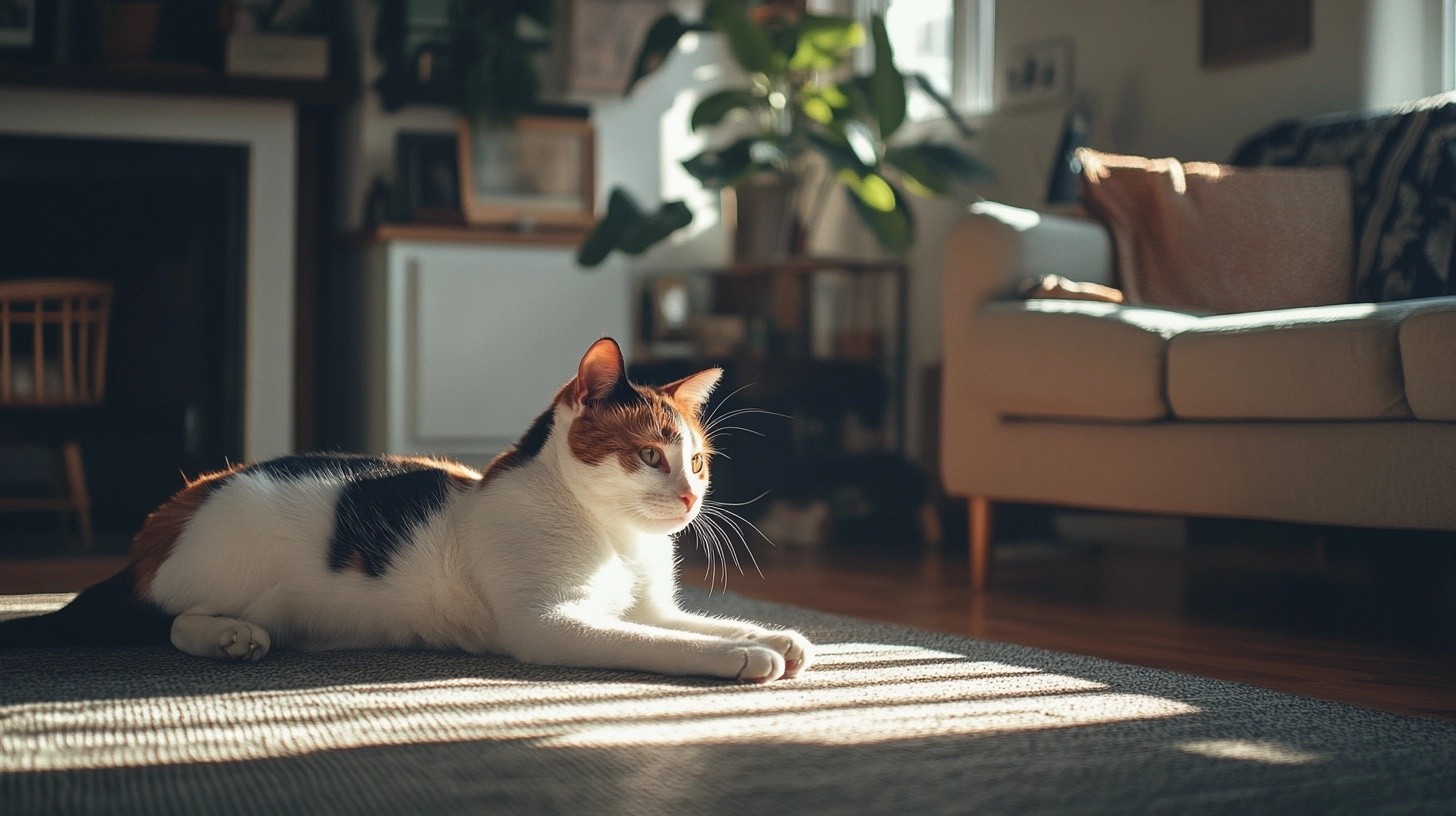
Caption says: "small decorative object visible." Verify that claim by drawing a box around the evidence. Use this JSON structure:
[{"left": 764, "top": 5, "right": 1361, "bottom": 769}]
[
  {"left": 577, "top": 0, "right": 991, "bottom": 267},
  {"left": 554, "top": 0, "right": 667, "bottom": 97},
  {"left": 1202, "top": 0, "right": 1311, "bottom": 69},
  {"left": 1000, "top": 38, "right": 1073, "bottom": 109},
  {"left": 0, "top": 0, "right": 56, "bottom": 63},
  {"left": 456, "top": 114, "right": 596, "bottom": 230},
  {"left": 647, "top": 275, "right": 694, "bottom": 341},
  {"left": 394, "top": 130, "right": 461, "bottom": 223},
  {"left": 1045, "top": 91, "right": 1095, "bottom": 206}
]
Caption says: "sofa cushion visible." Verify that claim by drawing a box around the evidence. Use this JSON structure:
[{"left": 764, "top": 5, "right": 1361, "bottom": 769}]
[
  {"left": 1077, "top": 149, "right": 1354, "bottom": 313},
  {"left": 1165, "top": 300, "right": 1452, "bottom": 420},
  {"left": 1400, "top": 302, "right": 1456, "bottom": 421},
  {"left": 967, "top": 300, "right": 1202, "bottom": 421}
]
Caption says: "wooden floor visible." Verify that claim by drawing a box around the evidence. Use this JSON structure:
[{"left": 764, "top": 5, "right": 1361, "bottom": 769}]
[
  {"left": 3, "top": 531, "right": 1454, "bottom": 724},
  {"left": 678, "top": 540, "right": 1456, "bottom": 724}
]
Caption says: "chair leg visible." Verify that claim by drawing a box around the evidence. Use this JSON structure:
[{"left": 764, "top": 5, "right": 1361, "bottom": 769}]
[
  {"left": 60, "top": 441, "right": 93, "bottom": 550},
  {"left": 969, "top": 495, "right": 992, "bottom": 593}
]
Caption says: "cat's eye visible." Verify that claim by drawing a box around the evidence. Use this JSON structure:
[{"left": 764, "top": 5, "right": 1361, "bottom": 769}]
[
  {"left": 639, "top": 447, "right": 663, "bottom": 468},
  {"left": 691, "top": 453, "right": 705, "bottom": 474}
]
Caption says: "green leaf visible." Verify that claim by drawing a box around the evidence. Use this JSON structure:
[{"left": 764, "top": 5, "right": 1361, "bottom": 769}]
[
  {"left": 798, "top": 83, "right": 848, "bottom": 124},
  {"left": 683, "top": 137, "right": 788, "bottom": 187},
  {"left": 807, "top": 129, "right": 869, "bottom": 174},
  {"left": 682, "top": 138, "right": 756, "bottom": 188},
  {"left": 690, "top": 88, "right": 761, "bottom": 131},
  {"left": 577, "top": 191, "right": 694, "bottom": 265},
  {"left": 626, "top": 14, "right": 689, "bottom": 94},
  {"left": 788, "top": 15, "right": 863, "bottom": 71},
  {"left": 867, "top": 14, "right": 906, "bottom": 138},
  {"left": 577, "top": 188, "right": 645, "bottom": 267},
  {"left": 841, "top": 120, "right": 879, "bottom": 167},
  {"left": 886, "top": 142, "right": 993, "bottom": 196},
  {"left": 885, "top": 145, "right": 950, "bottom": 195},
  {"left": 618, "top": 200, "right": 694, "bottom": 254},
  {"left": 840, "top": 168, "right": 896, "bottom": 212},
  {"left": 908, "top": 73, "right": 977, "bottom": 141},
  {"left": 707, "top": 0, "right": 782, "bottom": 78},
  {"left": 844, "top": 179, "right": 914, "bottom": 255}
]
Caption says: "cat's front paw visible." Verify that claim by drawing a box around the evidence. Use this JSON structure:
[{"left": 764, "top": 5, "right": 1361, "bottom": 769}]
[
  {"left": 746, "top": 629, "right": 814, "bottom": 678},
  {"left": 731, "top": 645, "right": 786, "bottom": 683}
]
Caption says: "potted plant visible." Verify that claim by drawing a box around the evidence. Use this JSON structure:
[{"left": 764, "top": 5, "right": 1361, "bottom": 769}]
[{"left": 577, "top": 0, "right": 990, "bottom": 267}]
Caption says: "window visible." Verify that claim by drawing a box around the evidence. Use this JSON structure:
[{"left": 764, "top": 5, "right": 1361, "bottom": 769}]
[
  {"left": 1446, "top": 0, "right": 1455, "bottom": 90},
  {"left": 860, "top": 0, "right": 996, "bottom": 118}
]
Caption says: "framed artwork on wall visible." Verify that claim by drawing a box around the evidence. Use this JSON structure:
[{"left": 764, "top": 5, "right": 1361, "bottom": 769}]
[
  {"left": 1202, "top": 0, "right": 1311, "bottom": 69},
  {"left": 456, "top": 115, "right": 596, "bottom": 231},
  {"left": 998, "top": 38, "right": 1073, "bottom": 109}
]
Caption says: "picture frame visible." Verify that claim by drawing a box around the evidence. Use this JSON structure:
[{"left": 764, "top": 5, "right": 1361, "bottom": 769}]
[
  {"left": 0, "top": 0, "right": 56, "bottom": 64},
  {"left": 554, "top": 0, "right": 668, "bottom": 97},
  {"left": 394, "top": 130, "right": 461, "bottom": 223},
  {"left": 999, "top": 38, "right": 1073, "bottom": 110},
  {"left": 456, "top": 115, "right": 596, "bottom": 231},
  {"left": 1202, "top": 0, "right": 1311, "bottom": 69}
]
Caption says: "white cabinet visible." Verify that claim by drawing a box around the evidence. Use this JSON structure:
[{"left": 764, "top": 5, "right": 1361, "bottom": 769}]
[{"left": 345, "top": 239, "right": 628, "bottom": 462}]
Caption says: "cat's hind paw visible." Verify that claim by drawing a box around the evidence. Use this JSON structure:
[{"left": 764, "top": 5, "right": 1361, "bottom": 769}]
[
  {"left": 172, "top": 614, "right": 271, "bottom": 662},
  {"left": 732, "top": 645, "right": 786, "bottom": 683},
  {"left": 747, "top": 629, "right": 814, "bottom": 678}
]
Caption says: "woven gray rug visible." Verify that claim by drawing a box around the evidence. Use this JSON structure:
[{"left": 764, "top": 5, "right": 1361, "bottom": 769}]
[{"left": 2, "top": 589, "right": 1454, "bottom": 816}]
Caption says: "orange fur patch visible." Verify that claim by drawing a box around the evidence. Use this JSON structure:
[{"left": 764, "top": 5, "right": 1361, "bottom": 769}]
[
  {"left": 568, "top": 385, "right": 712, "bottom": 476},
  {"left": 387, "top": 455, "right": 482, "bottom": 482},
  {"left": 130, "top": 465, "right": 242, "bottom": 598}
]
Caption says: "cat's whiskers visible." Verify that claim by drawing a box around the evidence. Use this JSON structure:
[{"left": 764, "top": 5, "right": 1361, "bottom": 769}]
[
  {"left": 684, "top": 514, "right": 724, "bottom": 592},
  {"left": 698, "top": 501, "right": 768, "bottom": 580}
]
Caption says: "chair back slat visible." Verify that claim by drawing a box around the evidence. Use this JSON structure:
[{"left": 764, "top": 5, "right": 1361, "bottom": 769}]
[{"left": 0, "top": 280, "right": 114, "bottom": 408}]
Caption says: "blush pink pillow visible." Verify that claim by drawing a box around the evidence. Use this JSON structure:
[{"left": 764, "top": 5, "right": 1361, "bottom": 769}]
[{"left": 1077, "top": 149, "right": 1354, "bottom": 313}]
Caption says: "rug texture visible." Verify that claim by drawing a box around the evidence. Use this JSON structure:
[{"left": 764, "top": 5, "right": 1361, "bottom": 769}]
[{"left": 2, "top": 589, "right": 1454, "bottom": 815}]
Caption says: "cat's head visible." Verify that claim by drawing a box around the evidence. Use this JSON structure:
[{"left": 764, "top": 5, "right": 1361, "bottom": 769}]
[{"left": 556, "top": 337, "right": 720, "bottom": 534}]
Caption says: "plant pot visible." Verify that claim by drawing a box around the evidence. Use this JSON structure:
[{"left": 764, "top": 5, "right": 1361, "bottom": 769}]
[{"left": 724, "top": 174, "right": 804, "bottom": 264}]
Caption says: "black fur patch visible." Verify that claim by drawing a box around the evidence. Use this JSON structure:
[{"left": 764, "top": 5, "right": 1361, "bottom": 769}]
[
  {"left": 244, "top": 454, "right": 465, "bottom": 577},
  {"left": 515, "top": 407, "right": 555, "bottom": 460},
  {"left": 330, "top": 466, "right": 458, "bottom": 576}
]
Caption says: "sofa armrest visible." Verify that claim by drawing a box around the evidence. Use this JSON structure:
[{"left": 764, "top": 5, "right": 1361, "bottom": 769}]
[
  {"left": 943, "top": 202, "right": 1114, "bottom": 311},
  {"left": 941, "top": 202, "right": 1114, "bottom": 498}
]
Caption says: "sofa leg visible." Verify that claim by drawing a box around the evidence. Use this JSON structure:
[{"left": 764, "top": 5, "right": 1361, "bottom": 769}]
[{"left": 969, "top": 495, "right": 992, "bottom": 593}]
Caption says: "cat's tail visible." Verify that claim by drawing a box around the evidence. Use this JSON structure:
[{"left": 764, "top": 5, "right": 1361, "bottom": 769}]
[{"left": 0, "top": 567, "right": 173, "bottom": 648}]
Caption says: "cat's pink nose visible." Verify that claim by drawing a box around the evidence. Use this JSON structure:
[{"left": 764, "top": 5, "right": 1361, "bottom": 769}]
[{"left": 679, "top": 491, "right": 696, "bottom": 511}]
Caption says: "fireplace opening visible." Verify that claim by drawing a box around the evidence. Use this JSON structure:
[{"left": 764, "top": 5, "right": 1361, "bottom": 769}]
[{"left": 0, "top": 135, "right": 246, "bottom": 549}]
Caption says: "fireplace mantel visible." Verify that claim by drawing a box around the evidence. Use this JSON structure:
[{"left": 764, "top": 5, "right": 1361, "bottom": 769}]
[{"left": 0, "top": 87, "right": 296, "bottom": 461}]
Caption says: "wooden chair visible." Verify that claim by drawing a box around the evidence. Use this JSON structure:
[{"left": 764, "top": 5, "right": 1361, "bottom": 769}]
[{"left": 0, "top": 280, "right": 113, "bottom": 549}]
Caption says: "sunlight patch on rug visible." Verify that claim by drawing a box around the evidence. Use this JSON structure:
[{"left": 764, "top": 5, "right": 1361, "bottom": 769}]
[
  {"left": 1177, "top": 739, "right": 1327, "bottom": 765},
  {"left": 0, "top": 642, "right": 1197, "bottom": 771},
  {"left": 0, "top": 594, "right": 75, "bottom": 616}
]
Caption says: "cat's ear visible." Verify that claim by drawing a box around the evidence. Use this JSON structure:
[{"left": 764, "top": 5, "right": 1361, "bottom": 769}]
[
  {"left": 662, "top": 368, "right": 722, "bottom": 415},
  {"left": 573, "top": 337, "right": 627, "bottom": 406}
]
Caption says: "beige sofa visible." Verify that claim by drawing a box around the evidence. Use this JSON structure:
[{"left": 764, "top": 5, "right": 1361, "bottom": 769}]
[{"left": 940, "top": 201, "right": 1456, "bottom": 591}]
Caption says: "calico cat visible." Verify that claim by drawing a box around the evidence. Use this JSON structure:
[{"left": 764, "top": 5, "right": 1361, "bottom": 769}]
[{"left": 0, "top": 338, "right": 814, "bottom": 683}]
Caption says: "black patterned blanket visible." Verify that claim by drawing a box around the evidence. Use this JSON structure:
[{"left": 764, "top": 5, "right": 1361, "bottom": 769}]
[{"left": 1231, "top": 91, "right": 1456, "bottom": 302}]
